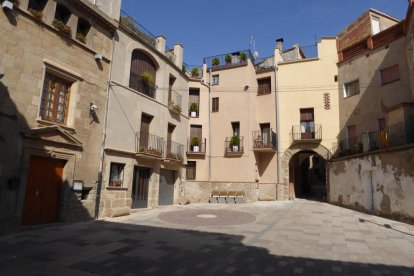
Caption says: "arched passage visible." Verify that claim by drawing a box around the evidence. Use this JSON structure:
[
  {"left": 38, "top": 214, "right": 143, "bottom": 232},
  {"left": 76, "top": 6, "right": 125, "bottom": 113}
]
[{"left": 281, "top": 143, "right": 332, "bottom": 201}]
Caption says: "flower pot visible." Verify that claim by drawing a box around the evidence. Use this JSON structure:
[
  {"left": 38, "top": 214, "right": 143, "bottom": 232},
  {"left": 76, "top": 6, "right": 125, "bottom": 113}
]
[
  {"left": 190, "top": 111, "right": 197, "bottom": 117},
  {"left": 232, "top": 145, "right": 239, "bottom": 152},
  {"left": 2, "top": 1, "right": 13, "bottom": 9},
  {"left": 193, "top": 146, "right": 199, "bottom": 152}
]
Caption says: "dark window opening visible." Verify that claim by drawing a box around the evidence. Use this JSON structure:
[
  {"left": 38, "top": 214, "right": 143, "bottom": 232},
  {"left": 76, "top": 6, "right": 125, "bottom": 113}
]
[
  {"left": 212, "top": 97, "right": 219, "bottom": 112},
  {"left": 109, "top": 163, "right": 125, "bottom": 187},
  {"left": 232, "top": 122, "right": 240, "bottom": 137},
  {"left": 28, "top": 0, "right": 47, "bottom": 11},
  {"left": 186, "top": 161, "right": 196, "bottom": 180},
  {"left": 54, "top": 3, "right": 71, "bottom": 24},
  {"left": 76, "top": 18, "right": 91, "bottom": 43}
]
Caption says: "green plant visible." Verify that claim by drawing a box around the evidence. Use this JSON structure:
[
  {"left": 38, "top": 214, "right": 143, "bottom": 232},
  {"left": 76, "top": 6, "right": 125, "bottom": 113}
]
[
  {"left": 139, "top": 72, "right": 154, "bottom": 85},
  {"left": 212, "top": 57, "right": 220, "bottom": 66},
  {"left": 191, "top": 136, "right": 200, "bottom": 147},
  {"left": 225, "top": 54, "right": 231, "bottom": 64},
  {"left": 28, "top": 8, "right": 43, "bottom": 20},
  {"left": 354, "top": 143, "right": 363, "bottom": 153},
  {"left": 240, "top": 51, "right": 247, "bottom": 62},
  {"left": 189, "top": 103, "right": 198, "bottom": 112},
  {"left": 76, "top": 33, "right": 86, "bottom": 43},
  {"left": 191, "top": 67, "right": 199, "bottom": 77},
  {"left": 182, "top": 64, "right": 187, "bottom": 73},
  {"left": 52, "top": 19, "right": 72, "bottom": 37},
  {"left": 229, "top": 135, "right": 240, "bottom": 147}
]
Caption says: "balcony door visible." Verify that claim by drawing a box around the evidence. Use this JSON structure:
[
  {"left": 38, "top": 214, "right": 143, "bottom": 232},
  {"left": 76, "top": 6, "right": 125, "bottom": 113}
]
[
  {"left": 347, "top": 125, "right": 357, "bottom": 149},
  {"left": 167, "top": 124, "right": 175, "bottom": 154},
  {"left": 300, "top": 108, "right": 315, "bottom": 139},
  {"left": 260, "top": 123, "right": 270, "bottom": 146},
  {"left": 140, "top": 114, "right": 152, "bottom": 148}
]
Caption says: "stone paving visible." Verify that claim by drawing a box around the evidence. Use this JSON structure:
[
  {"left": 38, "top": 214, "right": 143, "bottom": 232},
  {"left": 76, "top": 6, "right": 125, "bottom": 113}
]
[{"left": 0, "top": 199, "right": 414, "bottom": 275}]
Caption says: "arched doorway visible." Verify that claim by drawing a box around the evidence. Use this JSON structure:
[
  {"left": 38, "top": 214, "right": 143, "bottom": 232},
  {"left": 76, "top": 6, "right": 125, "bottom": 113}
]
[{"left": 289, "top": 151, "right": 326, "bottom": 200}]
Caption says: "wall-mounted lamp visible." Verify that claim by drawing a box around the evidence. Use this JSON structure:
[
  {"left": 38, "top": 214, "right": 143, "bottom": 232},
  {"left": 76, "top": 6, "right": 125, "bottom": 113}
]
[
  {"left": 72, "top": 180, "right": 84, "bottom": 192},
  {"left": 90, "top": 103, "right": 98, "bottom": 114},
  {"left": 1, "top": 1, "right": 14, "bottom": 10},
  {"left": 94, "top": 53, "right": 103, "bottom": 61}
]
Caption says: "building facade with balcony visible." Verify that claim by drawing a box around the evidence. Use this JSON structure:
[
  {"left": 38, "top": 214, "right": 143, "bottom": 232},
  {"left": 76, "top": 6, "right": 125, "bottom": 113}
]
[
  {"left": 329, "top": 5, "right": 414, "bottom": 220},
  {"left": 0, "top": 0, "right": 119, "bottom": 229},
  {"left": 101, "top": 11, "right": 189, "bottom": 217}
]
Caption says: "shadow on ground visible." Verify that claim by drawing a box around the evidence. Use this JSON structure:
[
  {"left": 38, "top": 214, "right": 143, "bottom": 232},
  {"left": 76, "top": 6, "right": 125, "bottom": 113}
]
[{"left": 0, "top": 220, "right": 412, "bottom": 276}]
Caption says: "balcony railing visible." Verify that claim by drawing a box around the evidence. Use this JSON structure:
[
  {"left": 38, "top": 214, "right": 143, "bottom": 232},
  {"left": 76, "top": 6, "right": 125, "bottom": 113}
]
[
  {"left": 368, "top": 122, "right": 414, "bottom": 151},
  {"left": 166, "top": 140, "right": 184, "bottom": 162},
  {"left": 252, "top": 129, "right": 277, "bottom": 151},
  {"left": 129, "top": 74, "right": 156, "bottom": 98},
  {"left": 291, "top": 124, "right": 322, "bottom": 142},
  {"left": 225, "top": 136, "right": 244, "bottom": 156},
  {"left": 183, "top": 64, "right": 203, "bottom": 79},
  {"left": 136, "top": 132, "right": 164, "bottom": 158},
  {"left": 299, "top": 45, "right": 318, "bottom": 59},
  {"left": 120, "top": 10, "right": 156, "bottom": 47},
  {"left": 168, "top": 90, "right": 182, "bottom": 114},
  {"left": 187, "top": 137, "right": 206, "bottom": 154},
  {"left": 204, "top": 50, "right": 254, "bottom": 69},
  {"left": 333, "top": 135, "right": 364, "bottom": 157}
]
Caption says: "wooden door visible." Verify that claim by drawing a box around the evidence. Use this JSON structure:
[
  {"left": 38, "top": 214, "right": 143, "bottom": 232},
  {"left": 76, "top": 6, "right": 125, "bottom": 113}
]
[
  {"left": 22, "top": 156, "right": 65, "bottom": 225},
  {"left": 140, "top": 114, "right": 152, "bottom": 148}
]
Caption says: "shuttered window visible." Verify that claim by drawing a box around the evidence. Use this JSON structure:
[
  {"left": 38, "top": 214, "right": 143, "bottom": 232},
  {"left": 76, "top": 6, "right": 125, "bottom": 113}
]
[
  {"left": 40, "top": 73, "right": 71, "bottom": 124},
  {"left": 257, "top": 77, "right": 271, "bottom": 95},
  {"left": 190, "top": 125, "right": 202, "bottom": 139},
  {"left": 380, "top": 64, "right": 400, "bottom": 85},
  {"left": 212, "top": 97, "right": 219, "bottom": 112},
  {"left": 189, "top": 88, "right": 200, "bottom": 106},
  {"left": 186, "top": 161, "right": 196, "bottom": 180}
]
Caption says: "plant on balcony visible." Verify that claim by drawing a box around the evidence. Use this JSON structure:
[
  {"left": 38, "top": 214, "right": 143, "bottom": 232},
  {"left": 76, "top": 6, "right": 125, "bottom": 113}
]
[
  {"left": 212, "top": 57, "right": 220, "bottom": 67},
  {"left": 182, "top": 64, "right": 187, "bottom": 73},
  {"left": 354, "top": 143, "right": 363, "bottom": 153},
  {"left": 191, "top": 136, "right": 200, "bottom": 152},
  {"left": 191, "top": 67, "right": 199, "bottom": 77},
  {"left": 240, "top": 51, "right": 247, "bottom": 62},
  {"left": 167, "top": 152, "right": 183, "bottom": 162},
  {"left": 28, "top": 8, "right": 43, "bottom": 20},
  {"left": 76, "top": 33, "right": 87, "bottom": 43},
  {"left": 139, "top": 72, "right": 154, "bottom": 85},
  {"left": 52, "top": 19, "right": 72, "bottom": 37},
  {"left": 225, "top": 54, "right": 231, "bottom": 65},
  {"left": 139, "top": 147, "right": 162, "bottom": 156},
  {"left": 229, "top": 135, "right": 240, "bottom": 152},
  {"left": 189, "top": 103, "right": 198, "bottom": 117}
]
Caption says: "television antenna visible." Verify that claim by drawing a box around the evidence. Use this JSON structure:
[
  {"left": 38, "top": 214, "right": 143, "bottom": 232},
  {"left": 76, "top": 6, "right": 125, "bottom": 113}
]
[{"left": 249, "top": 36, "right": 259, "bottom": 59}]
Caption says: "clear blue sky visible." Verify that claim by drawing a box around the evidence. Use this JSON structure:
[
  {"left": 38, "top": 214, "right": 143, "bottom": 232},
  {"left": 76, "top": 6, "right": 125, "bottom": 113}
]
[{"left": 121, "top": 0, "right": 408, "bottom": 65}]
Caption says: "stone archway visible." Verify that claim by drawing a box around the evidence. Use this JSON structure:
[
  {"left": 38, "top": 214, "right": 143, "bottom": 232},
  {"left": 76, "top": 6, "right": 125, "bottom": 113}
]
[{"left": 280, "top": 143, "right": 332, "bottom": 200}]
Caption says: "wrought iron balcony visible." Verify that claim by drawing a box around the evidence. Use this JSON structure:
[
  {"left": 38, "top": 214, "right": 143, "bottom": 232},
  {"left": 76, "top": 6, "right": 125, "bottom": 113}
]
[
  {"left": 165, "top": 140, "right": 184, "bottom": 162},
  {"left": 129, "top": 74, "right": 156, "bottom": 99},
  {"left": 368, "top": 122, "right": 414, "bottom": 151},
  {"left": 252, "top": 129, "right": 277, "bottom": 152},
  {"left": 291, "top": 124, "right": 322, "bottom": 142},
  {"left": 225, "top": 136, "right": 244, "bottom": 157},
  {"left": 187, "top": 137, "right": 206, "bottom": 156},
  {"left": 136, "top": 132, "right": 164, "bottom": 159},
  {"left": 204, "top": 50, "right": 254, "bottom": 70},
  {"left": 168, "top": 90, "right": 182, "bottom": 114}
]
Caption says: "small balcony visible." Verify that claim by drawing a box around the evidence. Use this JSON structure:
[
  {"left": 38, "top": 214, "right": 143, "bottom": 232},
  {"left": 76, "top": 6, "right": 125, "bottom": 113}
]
[
  {"left": 203, "top": 50, "right": 253, "bottom": 70},
  {"left": 165, "top": 141, "right": 184, "bottom": 163},
  {"left": 136, "top": 132, "right": 164, "bottom": 159},
  {"left": 187, "top": 137, "right": 206, "bottom": 156},
  {"left": 129, "top": 74, "right": 157, "bottom": 99},
  {"left": 225, "top": 136, "right": 244, "bottom": 157},
  {"left": 252, "top": 130, "right": 277, "bottom": 152},
  {"left": 168, "top": 90, "right": 182, "bottom": 114},
  {"left": 291, "top": 124, "right": 322, "bottom": 143}
]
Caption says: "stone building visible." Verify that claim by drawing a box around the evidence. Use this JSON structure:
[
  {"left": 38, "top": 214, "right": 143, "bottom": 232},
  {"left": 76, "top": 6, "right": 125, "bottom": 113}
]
[
  {"left": 98, "top": 11, "right": 189, "bottom": 217},
  {"left": 0, "top": 0, "right": 118, "bottom": 229}
]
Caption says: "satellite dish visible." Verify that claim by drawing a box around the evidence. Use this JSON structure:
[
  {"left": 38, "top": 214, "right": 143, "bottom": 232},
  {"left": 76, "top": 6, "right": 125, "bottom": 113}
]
[{"left": 254, "top": 51, "right": 259, "bottom": 59}]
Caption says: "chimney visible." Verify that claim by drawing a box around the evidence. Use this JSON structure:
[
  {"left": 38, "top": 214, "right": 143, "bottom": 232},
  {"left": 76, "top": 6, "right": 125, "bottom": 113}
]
[
  {"left": 155, "top": 36, "right": 166, "bottom": 54},
  {"left": 173, "top": 43, "right": 184, "bottom": 69},
  {"left": 276, "top": 38, "right": 284, "bottom": 51}
]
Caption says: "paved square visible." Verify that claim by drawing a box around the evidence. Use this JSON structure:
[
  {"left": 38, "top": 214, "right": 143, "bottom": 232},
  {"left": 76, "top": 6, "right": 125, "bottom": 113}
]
[{"left": 1, "top": 200, "right": 414, "bottom": 275}]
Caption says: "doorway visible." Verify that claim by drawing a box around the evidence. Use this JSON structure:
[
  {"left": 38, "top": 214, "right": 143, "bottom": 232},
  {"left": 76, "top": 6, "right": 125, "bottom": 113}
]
[
  {"left": 22, "top": 156, "right": 66, "bottom": 225},
  {"left": 158, "top": 169, "right": 175, "bottom": 206},
  {"left": 131, "top": 166, "right": 151, "bottom": 209}
]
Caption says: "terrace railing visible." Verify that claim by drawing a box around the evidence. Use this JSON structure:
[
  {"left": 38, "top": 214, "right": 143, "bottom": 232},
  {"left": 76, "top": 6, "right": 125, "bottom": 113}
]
[
  {"left": 204, "top": 50, "right": 254, "bottom": 69},
  {"left": 120, "top": 10, "right": 156, "bottom": 47},
  {"left": 368, "top": 122, "right": 414, "bottom": 151}
]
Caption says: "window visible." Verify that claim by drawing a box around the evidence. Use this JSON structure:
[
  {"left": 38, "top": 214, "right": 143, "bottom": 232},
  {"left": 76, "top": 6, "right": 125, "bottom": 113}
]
[
  {"left": 372, "top": 16, "right": 380, "bottom": 35},
  {"left": 189, "top": 88, "right": 200, "bottom": 116},
  {"left": 54, "top": 3, "right": 71, "bottom": 24},
  {"left": 300, "top": 108, "right": 315, "bottom": 139},
  {"left": 129, "top": 49, "right": 157, "bottom": 98},
  {"left": 232, "top": 122, "right": 240, "bottom": 137},
  {"left": 186, "top": 161, "right": 196, "bottom": 180},
  {"left": 212, "top": 75, "right": 219, "bottom": 85},
  {"left": 109, "top": 163, "right": 125, "bottom": 187},
  {"left": 380, "top": 64, "right": 400, "bottom": 85},
  {"left": 212, "top": 97, "right": 219, "bottom": 112},
  {"left": 257, "top": 77, "right": 271, "bottom": 95},
  {"left": 28, "top": 0, "right": 47, "bottom": 11},
  {"left": 343, "top": 80, "right": 360, "bottom": 98},
  {"left": 76, "top": 18, "right": 91, "bottom": 44},
  {"left": 40, "top": 73, "right": 72, "bottom": 124}
]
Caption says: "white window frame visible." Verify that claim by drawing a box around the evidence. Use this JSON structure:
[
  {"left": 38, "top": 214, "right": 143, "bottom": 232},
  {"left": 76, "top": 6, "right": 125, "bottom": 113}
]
[
  {"left": 343, "top": 79, "right": 360, "bottom": 98},
  {"left": 212, "top": 75, "right": 219, "bottom": 86}
]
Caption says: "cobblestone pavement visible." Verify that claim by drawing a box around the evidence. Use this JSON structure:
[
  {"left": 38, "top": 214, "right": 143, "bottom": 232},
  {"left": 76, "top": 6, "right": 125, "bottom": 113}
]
[{"left": 1, "top": 199, "right": 414, "bottom": 275}]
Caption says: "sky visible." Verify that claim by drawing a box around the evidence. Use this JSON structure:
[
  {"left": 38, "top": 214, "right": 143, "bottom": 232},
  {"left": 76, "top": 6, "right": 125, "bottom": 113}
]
[{"left": 121, "top": 0, "right": 408, "bottom": 66}]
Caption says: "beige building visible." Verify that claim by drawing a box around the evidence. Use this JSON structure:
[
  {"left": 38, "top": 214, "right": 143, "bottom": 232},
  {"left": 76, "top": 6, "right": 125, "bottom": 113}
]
[
  {"left": 185, "top": 37, "right": 339, "bottom": 203},
  {"left": 0, "top": 0, "right": 119, "bottom": 229},
  {"left": 99, "top": 11, "right": 189, "bottom": 217}
]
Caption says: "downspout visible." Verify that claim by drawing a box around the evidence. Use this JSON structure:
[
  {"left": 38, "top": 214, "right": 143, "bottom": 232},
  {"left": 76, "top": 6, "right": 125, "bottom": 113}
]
[
  {"left": 200, "top": 68, "right": 211, "bottom": 185},
  {"left": 274, "top": 62, "right": 282, "bottom": 199},
  {"left": 95, "top": 29, "right": 116, "bottom": 219}
]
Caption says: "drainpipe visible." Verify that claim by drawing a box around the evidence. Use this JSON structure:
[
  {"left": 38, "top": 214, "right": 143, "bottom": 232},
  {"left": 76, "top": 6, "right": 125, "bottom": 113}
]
[
  {"left": 200, "top": 68, "right": 211, "bottom": 185},
  {"left": 95, "top": 30, "right": 116, "bottom": 219},
  {"left": 274, "top": 62, "right": 282, "bottom": 199}
]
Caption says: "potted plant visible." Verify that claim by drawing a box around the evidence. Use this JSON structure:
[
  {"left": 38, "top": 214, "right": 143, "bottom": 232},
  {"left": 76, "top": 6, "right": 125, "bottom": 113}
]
[
  {"left": 191, "top": 67, "right": 199, "bottom": 77},
  {"left": 229, "top": 135, "right": 240, "bottom": 152},
  {"left": 76, "top": 33, "right": 86, "bottom": 43},
  {"left": 225, "top": 54, "right": 231, "bottom": 65},
  {"left": 240, "top": 51, "right": 247, "bottom": 62},
  {"left": 52, "top": 19, "right": 72, "bottom": 37},
  {"left": 189, "top": 102, "right": 198, "bottom": 117},
  {"left": 139, "top": 72, "right": 154, "bottom": 85},
  {"left": 28, "top": 8, "right": 43, "bottom": 20},
  {"left": 182, "top": 64, "right": 187, "bottom": 73},
  {"left": 191, "top": 136, "right": 200, "bottom": 152},
  {"left": 212, "top": 57, "right": 220, "bottom": 67}
]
